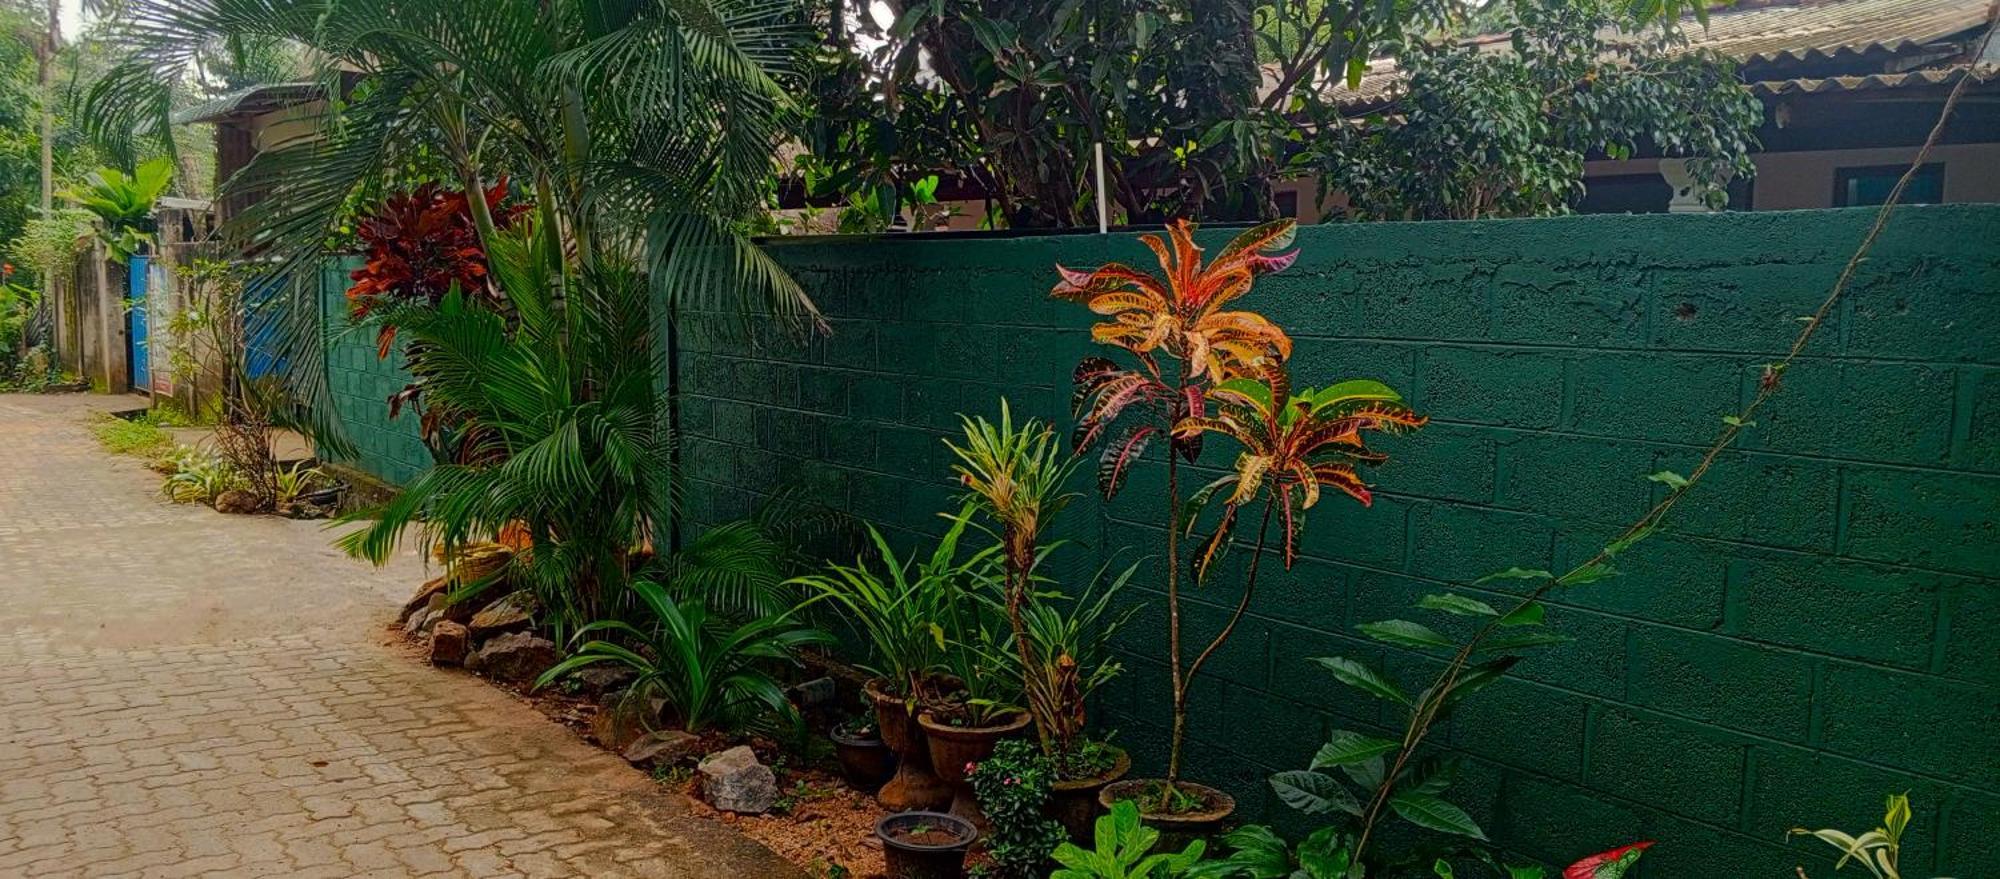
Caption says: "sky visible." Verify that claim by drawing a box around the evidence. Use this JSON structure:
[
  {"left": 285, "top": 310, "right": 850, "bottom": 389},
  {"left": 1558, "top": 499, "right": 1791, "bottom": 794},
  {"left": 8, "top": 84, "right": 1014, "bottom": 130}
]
[{"left": 56, "top": 0, "right": 83, "bottom": 40}]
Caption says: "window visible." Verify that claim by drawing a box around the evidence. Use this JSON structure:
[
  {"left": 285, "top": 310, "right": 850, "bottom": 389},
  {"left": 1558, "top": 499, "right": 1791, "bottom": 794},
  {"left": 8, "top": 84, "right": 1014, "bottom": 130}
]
[
  {"left": 1835, "top": 163, "right": 1944, "bottom": 207},
  {"left": 1578, "top": 174, "right": 1671, "bottom": 214}
]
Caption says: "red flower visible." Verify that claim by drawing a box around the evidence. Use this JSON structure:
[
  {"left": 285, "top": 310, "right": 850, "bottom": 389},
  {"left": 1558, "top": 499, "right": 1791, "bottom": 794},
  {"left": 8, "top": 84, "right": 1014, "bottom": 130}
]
[
  {"left": 964, "top": 762, "right": 978, "bottom": 775},
  {"left": 1563, "top": 841, "right": 1653, "bottom": 879}
]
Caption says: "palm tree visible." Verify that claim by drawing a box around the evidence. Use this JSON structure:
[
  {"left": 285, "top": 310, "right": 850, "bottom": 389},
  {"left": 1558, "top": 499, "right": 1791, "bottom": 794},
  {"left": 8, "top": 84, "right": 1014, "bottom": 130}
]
[{"left": 80, "top": 0, "right": 821, "bottom": 453}]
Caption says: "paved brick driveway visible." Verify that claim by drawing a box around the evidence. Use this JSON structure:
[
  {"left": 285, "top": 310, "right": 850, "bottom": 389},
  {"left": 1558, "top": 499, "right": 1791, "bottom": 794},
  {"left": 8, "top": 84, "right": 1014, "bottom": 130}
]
[{"left": 0, "top": 394, "right": 799, "bottom": 879}]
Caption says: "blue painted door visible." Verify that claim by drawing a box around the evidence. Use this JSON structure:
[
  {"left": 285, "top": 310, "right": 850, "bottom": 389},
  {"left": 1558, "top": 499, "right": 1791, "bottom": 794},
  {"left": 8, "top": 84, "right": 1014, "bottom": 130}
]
[{"left": 128, "top": 256, "right": 150, "bottom": 393}]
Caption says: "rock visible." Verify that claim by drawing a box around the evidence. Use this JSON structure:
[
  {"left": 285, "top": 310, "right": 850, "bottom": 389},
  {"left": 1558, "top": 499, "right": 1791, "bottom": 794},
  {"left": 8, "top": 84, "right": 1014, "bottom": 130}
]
[
  {"left": 465, "top": 631, "right": 558, "bottom": 684},
  {"left": 698, "top": 745, "right": 777, "bottom": 814},
  {"left": 213, "top": 489, "right": 261, "bottom": 515},
  {"left": 400, "top": 576, "right": 450, "bottom": 624},
  {"left": 623, "top": 729, "right": 700, "bottom": 765},
  {"left": 788, "top": 676, "right": 837, "bottom": 709},
  {"left": 430, "top": 620, "right": 470, "bottom": 666},
  {"left": 572, "top": 665, "right": 636, "bottom": 696},
  {"left": 468, "top": 590, "right": 537, "bottom": 640},
  {"left": 590, "top": 695, "right": 667, "bottom": 751}
]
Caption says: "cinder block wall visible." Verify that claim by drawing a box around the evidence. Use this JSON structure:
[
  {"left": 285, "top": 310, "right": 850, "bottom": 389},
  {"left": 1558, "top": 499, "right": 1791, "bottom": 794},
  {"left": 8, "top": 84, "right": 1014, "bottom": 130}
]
[
  {"left": 318, "top": 258, "right": 430, "bottom": 485},
  {"left": 677, "top": 206, "right": 2000, "bottom": 876}
]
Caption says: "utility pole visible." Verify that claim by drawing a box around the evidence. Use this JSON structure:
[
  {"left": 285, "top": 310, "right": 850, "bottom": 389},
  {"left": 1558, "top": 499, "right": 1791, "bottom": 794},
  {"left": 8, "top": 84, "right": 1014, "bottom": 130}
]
[{"left": 36, "top": 0, "right": 58, "bottom": 212}]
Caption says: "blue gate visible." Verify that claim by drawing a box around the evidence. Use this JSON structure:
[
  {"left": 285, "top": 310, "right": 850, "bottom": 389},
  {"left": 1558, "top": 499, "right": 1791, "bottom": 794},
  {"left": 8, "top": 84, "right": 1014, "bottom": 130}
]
[{"left": 128, "top": 255, "right": 150, "bottom": 393}]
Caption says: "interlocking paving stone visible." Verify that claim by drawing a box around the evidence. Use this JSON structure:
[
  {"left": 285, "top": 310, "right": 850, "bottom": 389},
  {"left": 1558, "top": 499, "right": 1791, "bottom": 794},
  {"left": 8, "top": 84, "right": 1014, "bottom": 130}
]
[{"left": 0, "top": 394, "right": 800, "bottom": 879}]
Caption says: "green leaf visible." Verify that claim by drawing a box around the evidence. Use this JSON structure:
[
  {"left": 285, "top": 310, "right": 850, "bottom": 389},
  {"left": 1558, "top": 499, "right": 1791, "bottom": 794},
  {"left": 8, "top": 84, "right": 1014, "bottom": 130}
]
[
  {"left": 1311, "top": 730, "right": 1400, "bottom": 769},
  {"left": 1270, "top": 770, "right": 1362, "bottom": 816},
  {"left": 1496, "top": 602, "right": 1545, "bottom": 627},
  {"left": 1433, "top": 858, "right": 1455, "bottom": 879},
  {"left": 1476, "top": 567, "right": 1553, "bottom": 585},
  {"left": 1721, "top": 415, "right": 1756, "bottom": 428},
  {"left": 1645, "top": 470, "right": 1689, "bottom": 490},
  {"left": 1341, "top": 756, "right": 1385, "bottom": 791},
  {"left": 1312, "top": 656, "right": 1413, "bottom": 706},
  {"left": 1388, "top": 791, "right": 1487, "bottom": 840},
  {"left": 1558, "top": 563, "right": 1618, "bottom": 587},
  {"left": 1505, "top": 866, "right": 1548, "bottom": 879},
  {"left": 1418, "top": 593, "right": 1498, "bottom": 617},
  {"left": 1358, "top": 619, "right": 1454, "bottom": 649}
]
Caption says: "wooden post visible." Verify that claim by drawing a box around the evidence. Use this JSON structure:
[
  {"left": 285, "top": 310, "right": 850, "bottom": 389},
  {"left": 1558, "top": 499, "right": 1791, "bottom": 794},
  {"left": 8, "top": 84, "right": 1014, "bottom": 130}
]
[{"left": 92, "top": 244, "right": 127, "bottom": 393}]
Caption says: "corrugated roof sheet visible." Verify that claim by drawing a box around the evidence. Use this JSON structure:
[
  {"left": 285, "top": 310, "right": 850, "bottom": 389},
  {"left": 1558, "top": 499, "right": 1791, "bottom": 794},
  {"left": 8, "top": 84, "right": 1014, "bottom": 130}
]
[
  {"left": 1749, "top": 63, "right": 2000, "bottom": 94},
  {"left": 1689, "top": 0, "right": 1991, "bottom": 63},
  {"left": 1319, "top": 0, "right": 1995, "bottom": 108},
  {"left": 173, "top": 83, "right": 324, "bottom": 125}
]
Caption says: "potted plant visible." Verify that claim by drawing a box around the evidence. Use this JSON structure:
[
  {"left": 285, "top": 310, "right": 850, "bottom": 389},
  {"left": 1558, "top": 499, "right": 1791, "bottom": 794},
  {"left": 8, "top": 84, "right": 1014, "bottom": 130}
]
[
  {"left": 876, "top": 810, "right": 978, "bottom": 879},
  {"left": 829, "top": 709, "right": 894, "bottom": 791},
  {"left": 918, "top": 587, "right": 1031, "bottom": 826},
  {"left": 1057, "top": 219, "right": 1423, "bottom": 835},
  {"left": 946, "top": 404, "right": 1142, "bottom": 838},
  {"left": 794, "top": 507, "right": 996, "bottom": 810}
]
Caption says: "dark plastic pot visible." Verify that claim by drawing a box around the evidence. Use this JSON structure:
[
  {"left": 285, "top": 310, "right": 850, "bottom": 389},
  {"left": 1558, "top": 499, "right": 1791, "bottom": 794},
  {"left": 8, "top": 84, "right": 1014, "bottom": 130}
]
[
  {"left": 918, "top": 710, "right": 1031, "bottom": 828},
  {"left": 1047, "top": 746, "right": 1131, "bottom": 841},
  {"left": 1099, "top": 778, "right": 1236, "bottom": 851},
  {"left": 865, "top": 679, "right": 950, "bottom": 811},
  {"left": 830, "top": 724, "right": 895, "bottom": 791},
  {"left": 877, "top": 810, "right": 977, "bottom": 879}
]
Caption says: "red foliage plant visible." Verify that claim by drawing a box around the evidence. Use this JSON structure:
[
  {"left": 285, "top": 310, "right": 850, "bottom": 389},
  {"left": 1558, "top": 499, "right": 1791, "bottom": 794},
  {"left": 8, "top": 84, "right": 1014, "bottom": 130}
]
[{"left": 345, "top": 180, "right": 521, "bottom": 332}]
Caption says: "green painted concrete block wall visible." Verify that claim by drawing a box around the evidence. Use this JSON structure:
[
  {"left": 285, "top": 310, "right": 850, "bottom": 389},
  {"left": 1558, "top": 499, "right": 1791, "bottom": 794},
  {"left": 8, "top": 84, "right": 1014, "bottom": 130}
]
[
  {"left": 677, "top": 206, "right": 2000, "bottom": 875},
  {"left": 317, "top": 257, "right": 430, "bottom": 486}
]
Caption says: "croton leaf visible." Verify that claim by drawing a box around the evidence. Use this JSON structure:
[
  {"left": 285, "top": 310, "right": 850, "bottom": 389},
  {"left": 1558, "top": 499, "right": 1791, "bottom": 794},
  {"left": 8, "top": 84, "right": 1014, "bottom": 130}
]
[
  {"left": 1561, "top": 841, "right": 1652, "bottom": 879},
  {"left": 1098, "top": 426, "right": 1155, "bottom": 499},
  {"left": 1172, "top": 385, "right": 1205, "bottom": 463},
  {"left": 1269, "top": 770, "right": 1361, "bottom": 816}
]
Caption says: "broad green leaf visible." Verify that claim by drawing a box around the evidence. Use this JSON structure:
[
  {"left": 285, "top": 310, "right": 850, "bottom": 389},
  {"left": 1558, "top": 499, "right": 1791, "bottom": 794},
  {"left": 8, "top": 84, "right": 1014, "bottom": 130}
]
[
  {"left": 1312, "top": 730, "right": 1400, "bottom": 769},
  {"left": 1505, "top": 866, "right": 1547, "bottom": 879},
  {"left": 1270, "top": 770, "right": 1361, "bottom": 816},
  {"left": 1476, "top": 567, "right": 1552, "bottom": 585},
  {"left": 1419, "top": 593, "right": 1498, "bottom": 617},
  {"left": 1433, "top": 858, "right": 1455, "bottom": 879},
  {"left": 1645, "top": 470, "right": 1689, "bottom": 490},
  {"left": 1496, "top": 602, "right": 1545, "bottom": 627},
  {"left": 1359, "top": 619, "right": 1453, "bottom": 649},
  {"left": 1313, "top": 656, "right": 1413, "bottom": 706},
  {"left": 1437, "top": 656, "right": 1520, "bottom": 712},
  {"left": 1341, "top": 755, "right": 1385, "bottom": 790},
  {"left": 1388, "top": 791, "right": 1487, "bottom": 840}
]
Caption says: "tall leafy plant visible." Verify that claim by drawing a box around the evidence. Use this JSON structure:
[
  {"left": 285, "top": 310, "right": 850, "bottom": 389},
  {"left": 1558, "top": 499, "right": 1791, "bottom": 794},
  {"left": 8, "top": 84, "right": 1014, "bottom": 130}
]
[
  {"left": 945, "top": 401, "right": 1079, "bottom": 739},
  {"left": 1058, "top": 218, "right": 1419, "bottom": 798},
  {"left": 85, "top": 0, "right": 821, "bottom": 456},
  {"left": 336, "top": 224, "right": 674, "bottom": 637}
]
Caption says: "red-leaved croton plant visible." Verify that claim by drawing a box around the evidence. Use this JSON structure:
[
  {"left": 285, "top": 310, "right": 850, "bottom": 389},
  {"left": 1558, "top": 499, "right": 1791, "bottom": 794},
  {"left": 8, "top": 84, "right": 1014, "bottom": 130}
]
[
  {"left": 1054, "top": 217, "right": 1423, "bottom": 795},
  {"left": 1564, "top": 841, "right": 1653, "bottom": 879}
]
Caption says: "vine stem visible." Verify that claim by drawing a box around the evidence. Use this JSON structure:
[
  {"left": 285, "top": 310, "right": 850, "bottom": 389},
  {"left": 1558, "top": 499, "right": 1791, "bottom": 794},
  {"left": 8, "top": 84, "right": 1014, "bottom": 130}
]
[
  {"left": 1165, "top": 373, "right": 1188, "bottom": 786},
  {"left": 1347, "top": 12, "right": 1998, "bottom": 865}
]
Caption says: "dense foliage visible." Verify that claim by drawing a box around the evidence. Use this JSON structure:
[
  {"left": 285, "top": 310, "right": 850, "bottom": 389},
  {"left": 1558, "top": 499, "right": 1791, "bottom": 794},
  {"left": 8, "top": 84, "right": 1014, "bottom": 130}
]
[
  {"left": 968, "top": 740, "right": 1070, "bottom": 879},
  {"left": 801, "top": 0, "right": 1745, "bottom": 227},
  {"left": 1304, "top": 0, "right": 1762, "bottom": 219}
]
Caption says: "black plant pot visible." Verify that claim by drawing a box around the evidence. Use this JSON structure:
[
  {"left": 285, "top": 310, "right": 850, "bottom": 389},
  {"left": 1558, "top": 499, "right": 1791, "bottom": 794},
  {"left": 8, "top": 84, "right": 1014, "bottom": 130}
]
[
  {"left": 831, "top": 725, "right": 895, "bottom": 791},
  {"left": 877, "top": 811, "right": 977, "bottom": 879}
]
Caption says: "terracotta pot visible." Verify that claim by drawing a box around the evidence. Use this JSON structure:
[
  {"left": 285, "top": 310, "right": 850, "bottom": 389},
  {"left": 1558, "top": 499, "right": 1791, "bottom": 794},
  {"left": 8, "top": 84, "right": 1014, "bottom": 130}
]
[
  {"left": 829, "top": 723, "right": 895, "bottom": 791},
  {"left": 1047, "top": 746, "right": 1132, "bottom": 841},
  {"left": 918, "top": 710, "right": 1031, "bottom": 828},
  {"left": 1098, "top": 778, "right": 1236, "bottom": 852},
  {"left": 865, "top": 679, "right": 950, "bottom": 810},
  {"left": 877, "top": 810, "right": 977, "bottom": 879}
]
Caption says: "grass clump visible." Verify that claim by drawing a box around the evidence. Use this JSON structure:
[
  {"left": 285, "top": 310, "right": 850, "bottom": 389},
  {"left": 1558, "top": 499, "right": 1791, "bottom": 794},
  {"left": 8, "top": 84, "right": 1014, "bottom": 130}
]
[{"left": 91, "top": 414, "right": 174, "bottom": 458}]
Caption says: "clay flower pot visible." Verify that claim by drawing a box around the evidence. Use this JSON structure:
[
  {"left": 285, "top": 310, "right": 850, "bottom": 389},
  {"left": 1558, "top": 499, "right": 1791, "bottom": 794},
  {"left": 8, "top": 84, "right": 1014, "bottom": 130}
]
[
  {"left": 877, "top": 810, "right": 977, "bottom": 879},
  {"left": 918, "top": 710, "right": 1031, "bottom": 828},
  {"left": 1047, "top": 745, "right": 1132, "bottom": 841},
  {"left": 829, "top": 722, "right": 894, "bottom": 791},
  {"left": 1099, "top": 778, "right": 1236, "bottom": 851},
  {"left": 865, "top": 678, "right": 950, "bottom": 810}
]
